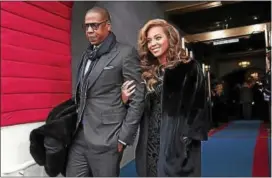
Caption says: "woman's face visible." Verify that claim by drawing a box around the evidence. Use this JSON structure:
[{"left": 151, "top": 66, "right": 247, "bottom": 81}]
[{"left": 147, "top": 26, "right": 169, "bottom": 59}]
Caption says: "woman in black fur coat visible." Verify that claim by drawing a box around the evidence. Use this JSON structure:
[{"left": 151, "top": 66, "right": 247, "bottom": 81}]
[{"left": 121, "top": 19, "right": 209, "bottom": 177}]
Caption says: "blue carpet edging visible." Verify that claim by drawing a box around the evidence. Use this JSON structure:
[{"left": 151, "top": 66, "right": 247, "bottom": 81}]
[{"left": 120, "top": 120, "right": 262, "bottom": 177}]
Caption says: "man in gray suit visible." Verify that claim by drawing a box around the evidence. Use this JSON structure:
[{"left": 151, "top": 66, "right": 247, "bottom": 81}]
[{"left": 66, "top": 6, "right": 145, "bottom": 177}]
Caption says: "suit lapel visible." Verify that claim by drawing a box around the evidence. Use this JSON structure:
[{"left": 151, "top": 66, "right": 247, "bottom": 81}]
[
  {"left": 76, "top": 52, "right": 88, "bottom": 87},
  {"left": 87, "top": 45, "right": 120, "bottom": 90}
]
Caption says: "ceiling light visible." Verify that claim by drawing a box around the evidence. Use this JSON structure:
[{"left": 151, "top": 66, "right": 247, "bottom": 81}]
[
  {"left": 204, "top": 65, "right": 210, "bottom": 71},
  {"left": 238, "top": 61, "right": 250, "bottom": 68}
]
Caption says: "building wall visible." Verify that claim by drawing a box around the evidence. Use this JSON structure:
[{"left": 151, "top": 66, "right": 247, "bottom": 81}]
[{"left": 1, "top": 1, "right": 73, "bottom": 176}]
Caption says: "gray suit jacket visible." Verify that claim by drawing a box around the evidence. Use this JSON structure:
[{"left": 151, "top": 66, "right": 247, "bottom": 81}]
[{"left": 76, "top": 42, "right": 145, "bottom": 153}]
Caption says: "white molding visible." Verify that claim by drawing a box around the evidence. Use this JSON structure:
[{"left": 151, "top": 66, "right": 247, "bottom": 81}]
[{"left": 1, "top": 122, "right": 44, "bottom": 175}]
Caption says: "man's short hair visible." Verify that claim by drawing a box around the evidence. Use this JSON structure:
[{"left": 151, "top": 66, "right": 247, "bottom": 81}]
[{"left": 86, "top": 6, "right": 111, "bottom": 22}]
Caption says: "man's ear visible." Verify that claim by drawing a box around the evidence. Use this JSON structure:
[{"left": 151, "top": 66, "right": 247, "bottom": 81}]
[{"left": 107, "top": 22, "right": 112, "bottom": 31}]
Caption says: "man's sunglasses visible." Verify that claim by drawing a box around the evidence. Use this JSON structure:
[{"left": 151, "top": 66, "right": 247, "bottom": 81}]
[{"left": 82, "top": 20, "right": 108, "bottom": 31}]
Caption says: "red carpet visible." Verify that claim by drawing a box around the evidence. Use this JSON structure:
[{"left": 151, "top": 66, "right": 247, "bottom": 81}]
[
  {"left": 208, "top": 123, "right": 229, "bottom": 136},
  {"left": 252, "top": 123, "right": 270, "bottom": 177}
]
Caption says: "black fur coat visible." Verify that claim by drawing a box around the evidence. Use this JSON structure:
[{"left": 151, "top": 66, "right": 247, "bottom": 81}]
[
  {"left": 135, "top": 60, "right": 210, "bottom": 177},
  {"left": 29, "top": 98, "right": 77, "bottom": 177}
]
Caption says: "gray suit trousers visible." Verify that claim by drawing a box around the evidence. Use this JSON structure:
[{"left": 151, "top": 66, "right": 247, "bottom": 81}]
[{"left": 66, "top": 127, "right": 123, "bottom": 177}]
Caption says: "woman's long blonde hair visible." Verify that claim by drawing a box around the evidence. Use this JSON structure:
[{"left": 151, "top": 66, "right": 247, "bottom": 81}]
[{"left": 138, "top": 19, "right": 190, "bottom": 91}]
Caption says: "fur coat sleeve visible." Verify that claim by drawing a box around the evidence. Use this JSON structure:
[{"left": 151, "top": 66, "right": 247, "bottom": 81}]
[
  {"left": 29, "top": 98, "right": 78, "bottom": 177},
  {"left": 163, "top": 59, "right": 209, "bottom": 141}
]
